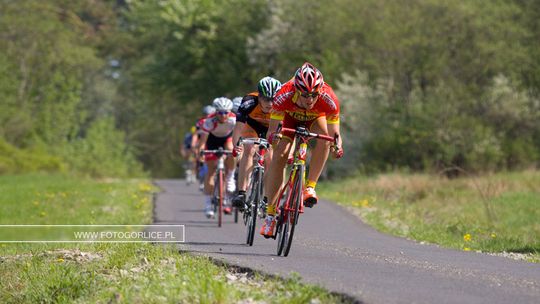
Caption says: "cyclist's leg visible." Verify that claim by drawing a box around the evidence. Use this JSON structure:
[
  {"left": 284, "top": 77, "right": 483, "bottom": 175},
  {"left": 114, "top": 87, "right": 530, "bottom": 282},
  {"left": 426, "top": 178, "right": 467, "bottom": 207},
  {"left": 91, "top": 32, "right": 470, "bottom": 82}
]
[
  {"left": 264, "top": 134, "right": 294, "bottom": 215},
  {"left": 223, "top": 137, "right": 236, "bottom": 194},
  {"left": 262, "top": 147, "right": 273, "bottom": 186},
  {"left": 260, "top": 136, "right": 291, "bottom": 237},
  {"left": 237, "top": 126, "right": 258, "bottom": 193},
  {"left": 203, "top": 157, "right": 217, "bottom": 217},
  {"left": 204, "top": 159, "right": 217, "bottom": 195},
  {"left": 185, "top": 154, "right": 194, "bottom": 183},
  {"left": 191, "top": 152, "right": 198, "bottom": 179},
  {"left": 306, "top": 116, "right": 330, "bottom": 185},
  {"left": 303, "top": 116, "right": 330, "bottom": 206},
  {"left": 224, "top": 136, "right": 235, "bottom": 176},
  {"left": 261, "top": 115, "right": 298, "bottom": 237}
]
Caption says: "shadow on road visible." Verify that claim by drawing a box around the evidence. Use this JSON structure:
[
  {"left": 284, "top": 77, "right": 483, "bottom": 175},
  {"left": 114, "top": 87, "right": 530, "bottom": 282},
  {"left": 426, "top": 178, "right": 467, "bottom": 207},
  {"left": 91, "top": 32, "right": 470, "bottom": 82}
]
[
  {"left": 184, "top": 241, "right": 245, "bottom": 246},
  {"left": 183, "top": 248, "right": 276, "bottom": 258}
]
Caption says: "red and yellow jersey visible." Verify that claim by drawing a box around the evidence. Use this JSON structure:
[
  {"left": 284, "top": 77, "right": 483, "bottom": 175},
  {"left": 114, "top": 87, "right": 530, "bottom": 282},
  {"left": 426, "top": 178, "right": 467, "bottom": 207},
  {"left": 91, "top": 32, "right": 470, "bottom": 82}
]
[{"left": 270, "top": 79, "right": 340, "bottom": 124}]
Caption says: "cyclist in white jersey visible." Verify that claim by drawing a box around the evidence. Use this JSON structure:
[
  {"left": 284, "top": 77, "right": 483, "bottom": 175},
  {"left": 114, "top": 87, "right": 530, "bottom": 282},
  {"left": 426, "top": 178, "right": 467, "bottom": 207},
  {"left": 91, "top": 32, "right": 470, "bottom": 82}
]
[{"left": 196, "top": 97, "right": 237, "bottom": 218}]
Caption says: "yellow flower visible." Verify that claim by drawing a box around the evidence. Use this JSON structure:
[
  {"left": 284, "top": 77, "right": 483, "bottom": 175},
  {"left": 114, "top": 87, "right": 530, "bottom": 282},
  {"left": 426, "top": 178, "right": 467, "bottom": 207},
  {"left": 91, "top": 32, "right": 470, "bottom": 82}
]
[
  {"left": 353, "top": 199, "right": 370, "bottom": 208},
  {"left": 463, "top": 233, "right": 472, "bottom": 242},
  {"left": 490, "top": 233, "right": 496, "bottom": 238},
  {"left": 463, "top": 247, "right": 471, "bottom": 251},
  {"left": 57, "top": 258, "right": 64, "bottom": 263},
  {"left": 138, "top": 183, "right": 153, "bottom": 193}
]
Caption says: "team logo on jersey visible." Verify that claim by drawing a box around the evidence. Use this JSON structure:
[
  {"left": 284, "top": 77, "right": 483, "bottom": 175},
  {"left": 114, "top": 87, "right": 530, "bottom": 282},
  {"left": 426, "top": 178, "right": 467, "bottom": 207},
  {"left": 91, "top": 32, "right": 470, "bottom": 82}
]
[
  {"left": 286, "top": 111, "right": 319, "bottom": 121},
  {"left": 240, "top": 98, "right": 256, "bottom": 111}
]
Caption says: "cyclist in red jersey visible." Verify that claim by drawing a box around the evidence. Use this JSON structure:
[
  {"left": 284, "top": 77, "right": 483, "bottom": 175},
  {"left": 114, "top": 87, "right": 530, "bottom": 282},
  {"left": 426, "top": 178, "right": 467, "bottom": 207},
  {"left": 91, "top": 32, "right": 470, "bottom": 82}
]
[{"left": 260, "top": 62, "right": 344, "bottom": 237}]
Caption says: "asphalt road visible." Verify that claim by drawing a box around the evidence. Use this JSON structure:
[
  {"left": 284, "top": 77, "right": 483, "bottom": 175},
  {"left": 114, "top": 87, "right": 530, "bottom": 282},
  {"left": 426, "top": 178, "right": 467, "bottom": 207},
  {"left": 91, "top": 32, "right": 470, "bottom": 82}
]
[{"left": 153, "top": 179, "right": 540, "bottom": 304}]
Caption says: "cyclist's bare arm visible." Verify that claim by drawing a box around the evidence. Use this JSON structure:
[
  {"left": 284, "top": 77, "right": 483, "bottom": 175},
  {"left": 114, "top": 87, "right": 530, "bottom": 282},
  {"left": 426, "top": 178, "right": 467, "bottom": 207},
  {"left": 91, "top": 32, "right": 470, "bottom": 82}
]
[
  {"left": 327, "top": 123, "right": 343, "bottom": 157},
  {"left": 190, "top": 133, "right": 198, "bottom": 152},
  {"left": 266, "top": 118, "right": 282, "bottom": 143},
  {"left": 197, "top": 132, "right": 209, "bottom": 154},
  {"left": 328, "top": 123, "right": 341, "bottom": 146},
  {"left": 232, "top": 121, "right": 246, "bottom": 147}
]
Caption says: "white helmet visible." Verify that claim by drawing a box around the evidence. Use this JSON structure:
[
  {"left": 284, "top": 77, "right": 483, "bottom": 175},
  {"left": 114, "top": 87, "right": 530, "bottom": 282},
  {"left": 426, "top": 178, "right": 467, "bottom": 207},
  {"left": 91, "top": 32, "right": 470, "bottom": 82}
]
[
  {"left": 232, "top": 97, "right": 243, "bottom": 113},
  {"left": 202, "top": 105, "right": 216, "bottom": 116},
  {"left": 212, "top": 97, "right": 233, "bottom": 112}
]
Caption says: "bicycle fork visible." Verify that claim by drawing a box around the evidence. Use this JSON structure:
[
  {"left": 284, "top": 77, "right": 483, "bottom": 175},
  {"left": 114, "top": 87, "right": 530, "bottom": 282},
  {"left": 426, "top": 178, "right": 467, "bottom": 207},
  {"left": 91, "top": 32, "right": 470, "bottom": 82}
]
[{"left": 284, "top": 141, "right": 307, "bottom": 215}]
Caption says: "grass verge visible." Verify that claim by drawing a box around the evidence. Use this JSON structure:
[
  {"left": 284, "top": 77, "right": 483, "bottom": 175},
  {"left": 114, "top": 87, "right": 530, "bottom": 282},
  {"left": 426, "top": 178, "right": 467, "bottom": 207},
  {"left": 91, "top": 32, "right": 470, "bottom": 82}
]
[
  {"left": 319, "top": 170, "right": 540, "bottom": 263},
  {"left": 0, "top": 174, "right": 347, "bottom": 303}
]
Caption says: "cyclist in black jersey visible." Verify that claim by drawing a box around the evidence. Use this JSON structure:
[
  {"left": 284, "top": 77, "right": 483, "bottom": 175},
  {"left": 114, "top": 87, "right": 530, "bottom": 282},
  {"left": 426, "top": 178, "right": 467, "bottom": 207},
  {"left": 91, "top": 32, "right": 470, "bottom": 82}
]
[{"left": 232, "top": 77, "right": 282, "bottom": 210}]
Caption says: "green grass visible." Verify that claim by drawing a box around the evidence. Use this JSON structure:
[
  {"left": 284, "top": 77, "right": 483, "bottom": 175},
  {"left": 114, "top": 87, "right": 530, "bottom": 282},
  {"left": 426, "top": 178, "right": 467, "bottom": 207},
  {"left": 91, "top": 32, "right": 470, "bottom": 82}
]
[
  {"left": 0, "top": 174, "right": 346, "bottom": 303},
  {"left": 1, "top": 244, "right": 343, "bottom": 303},
  {"left": 319, "top": 170, "right": 540, "bottom": 262}
]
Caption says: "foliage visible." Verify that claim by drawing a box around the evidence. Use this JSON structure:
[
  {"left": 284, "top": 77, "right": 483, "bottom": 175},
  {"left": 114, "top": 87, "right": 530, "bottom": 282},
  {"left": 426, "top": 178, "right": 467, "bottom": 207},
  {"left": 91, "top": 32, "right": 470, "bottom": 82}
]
[
  {"left": 0, "top": 138, "right": 65, "bottom": 174},
  {"left": 328, "top": 71, "right": 539, "bottom": 177},
  {"left": 1, "top": 0, "right": 540, "bottom": 176},
  {"left": 0, "top": 0, "right": 143, "bottom": 177},
  {"left": 60, "top": 117, "right": 144, "bottom": 178}
]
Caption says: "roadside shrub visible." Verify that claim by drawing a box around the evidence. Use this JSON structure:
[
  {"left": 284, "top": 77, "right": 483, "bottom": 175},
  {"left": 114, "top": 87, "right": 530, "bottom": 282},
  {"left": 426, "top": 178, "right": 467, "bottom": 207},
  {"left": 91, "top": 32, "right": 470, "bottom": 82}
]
[
  {"left": 327, "top": 71, "right": 539, "bottom": 178},
  {"left": 61, "top": 117, "right": 145, "bottom": 178},
  {"left": 0, "top": 137, "right": 65, "bottom": 174}
]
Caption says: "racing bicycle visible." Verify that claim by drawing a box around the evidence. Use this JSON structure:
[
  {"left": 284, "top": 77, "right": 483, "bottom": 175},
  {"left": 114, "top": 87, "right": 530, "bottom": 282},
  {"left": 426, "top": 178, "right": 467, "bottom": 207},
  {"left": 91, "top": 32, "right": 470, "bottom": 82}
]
[
  {"left": 274, "top": 126, "right": 338, "bottom": 256},
  {"left": 200, "top": 148, "right": 233, "bottom": 227},
  {"left": 237, "top": 137, "right": 270, "bottom": 246}
]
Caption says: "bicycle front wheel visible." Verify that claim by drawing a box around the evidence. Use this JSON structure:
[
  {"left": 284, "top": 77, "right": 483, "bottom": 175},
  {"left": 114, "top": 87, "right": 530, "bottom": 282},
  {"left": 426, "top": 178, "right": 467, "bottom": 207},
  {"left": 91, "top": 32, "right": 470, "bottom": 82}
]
[
  {"left": 218, "top": 170, "right": 224, "bottom": 227},
  {"left": 246, "top": 168, "right": 262, "bottom": 246},
  {"left": 276, "top": 175, "right": 294, "bottom": 256},
  {"left": 283, "top": 165, "right": 303, "bottom": 257}
]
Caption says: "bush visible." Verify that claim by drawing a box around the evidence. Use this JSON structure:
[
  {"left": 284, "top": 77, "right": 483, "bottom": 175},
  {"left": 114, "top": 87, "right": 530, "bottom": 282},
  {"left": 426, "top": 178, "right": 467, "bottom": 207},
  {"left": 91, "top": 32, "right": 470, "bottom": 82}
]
[
  {"left": 327, "top": 71, "right": 539, "bottom": 178},
  {"left": 0, "top": 138, "right": 65, "bottom": 174},
  {"left": 61, "top": 117, "right": 145, "bottom": 178}
]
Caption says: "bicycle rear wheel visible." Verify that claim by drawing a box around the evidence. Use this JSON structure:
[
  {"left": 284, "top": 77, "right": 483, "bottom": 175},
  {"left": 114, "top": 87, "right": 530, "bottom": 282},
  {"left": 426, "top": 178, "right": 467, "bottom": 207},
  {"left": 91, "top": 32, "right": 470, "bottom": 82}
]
[{"left": 283, "top": 165, "right": 303, "bottom": 256}]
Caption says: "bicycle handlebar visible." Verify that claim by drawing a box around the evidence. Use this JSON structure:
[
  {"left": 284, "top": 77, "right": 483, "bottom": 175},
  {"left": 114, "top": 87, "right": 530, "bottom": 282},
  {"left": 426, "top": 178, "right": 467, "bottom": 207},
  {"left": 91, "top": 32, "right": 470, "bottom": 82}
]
[
  {"left": 238, "top": 137, "right": 270, "bottom": 149},
  {"left": 280, "top": 127, "right": 335, "bottom": 142},
  {"left": 200, "top": 148, "right": 233, "bottom": 157}
]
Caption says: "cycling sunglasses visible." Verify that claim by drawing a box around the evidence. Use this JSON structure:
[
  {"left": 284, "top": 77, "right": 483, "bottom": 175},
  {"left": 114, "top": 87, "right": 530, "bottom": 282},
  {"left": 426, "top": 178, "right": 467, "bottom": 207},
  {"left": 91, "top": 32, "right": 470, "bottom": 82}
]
[
  {"left": 300, "top": 91, "right": 319, "bottom": 98},
  {"left": 217, "top": 111, "right": 230, "bottom": 115}
]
